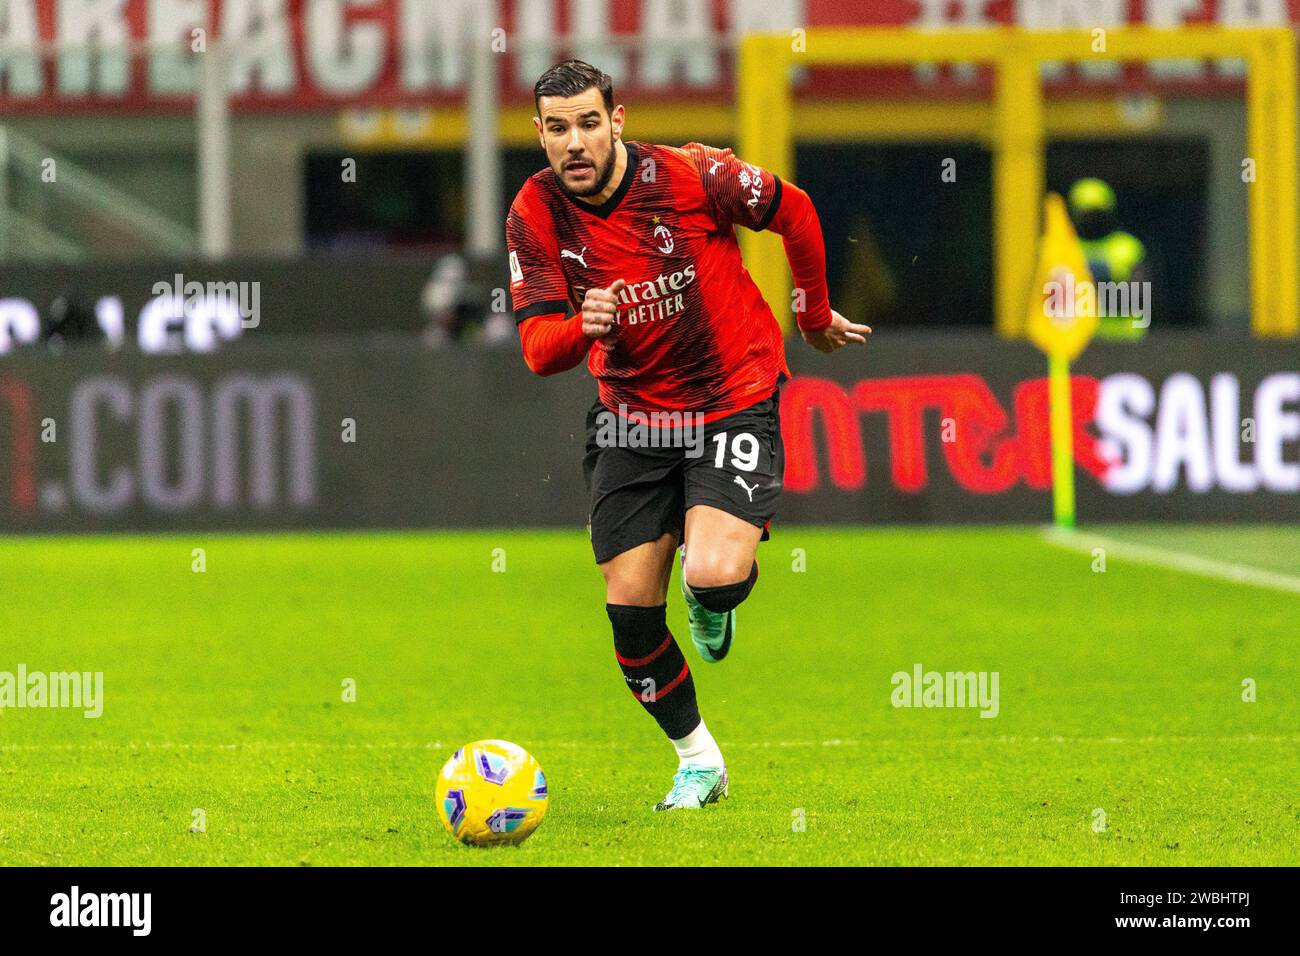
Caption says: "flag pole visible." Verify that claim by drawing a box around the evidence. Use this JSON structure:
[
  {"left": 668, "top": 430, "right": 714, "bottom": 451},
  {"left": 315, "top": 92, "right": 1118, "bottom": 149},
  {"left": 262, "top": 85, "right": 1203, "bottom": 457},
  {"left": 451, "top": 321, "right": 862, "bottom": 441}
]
[
  {"left": 1048, "top": 352, "right": 1076, "bottom": 529},
  {"left": 1026, "top": 193, "right": 1096, "bottom": 530}
]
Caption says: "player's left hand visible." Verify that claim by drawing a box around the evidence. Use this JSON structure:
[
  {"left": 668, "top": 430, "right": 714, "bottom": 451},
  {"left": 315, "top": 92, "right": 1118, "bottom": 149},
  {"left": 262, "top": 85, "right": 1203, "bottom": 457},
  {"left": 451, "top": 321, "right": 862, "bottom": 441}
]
[{"left": 800, "top": 310, "right": 871, "bottom": 353}]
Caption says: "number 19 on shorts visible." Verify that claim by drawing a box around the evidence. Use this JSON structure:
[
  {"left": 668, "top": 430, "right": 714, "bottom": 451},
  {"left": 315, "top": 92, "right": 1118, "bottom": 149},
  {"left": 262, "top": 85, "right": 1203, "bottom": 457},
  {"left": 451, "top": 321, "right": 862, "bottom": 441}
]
[{"left": 712, "top": 432, "right": 760, "bottom": 472}]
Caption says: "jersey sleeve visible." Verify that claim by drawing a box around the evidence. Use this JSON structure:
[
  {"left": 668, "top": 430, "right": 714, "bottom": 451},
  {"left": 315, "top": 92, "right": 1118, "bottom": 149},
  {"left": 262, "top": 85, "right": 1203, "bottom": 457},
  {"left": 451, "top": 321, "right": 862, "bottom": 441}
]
[
  {"left": 682, "top": 142, "right": 783, "bottom": 233},
  {"left": 505, "top": 192, "right": 571, "bottom": 322}
]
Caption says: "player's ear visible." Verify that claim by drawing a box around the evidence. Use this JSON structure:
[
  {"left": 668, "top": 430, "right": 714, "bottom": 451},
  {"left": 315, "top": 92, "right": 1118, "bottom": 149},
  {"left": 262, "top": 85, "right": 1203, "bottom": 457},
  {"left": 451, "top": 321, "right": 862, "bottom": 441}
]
[
  {"left": 610, "top": 104, "right": 625, "bottom": 140},
  {"left": 532, "top": 114, "right": 544, "bottom": 147}
]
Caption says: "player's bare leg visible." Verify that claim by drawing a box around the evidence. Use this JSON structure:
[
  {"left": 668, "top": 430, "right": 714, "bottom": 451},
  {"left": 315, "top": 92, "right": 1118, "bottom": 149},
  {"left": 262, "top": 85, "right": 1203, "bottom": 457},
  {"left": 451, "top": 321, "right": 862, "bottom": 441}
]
[
  {"left": 599, "top": 531, "right": 677, "bottom": 606},
  {"left": 679, "top": 504, "right": 763, "bottom": 663},
  {"left": 600, "top": 531, "right": 729, "bottom": 810}
]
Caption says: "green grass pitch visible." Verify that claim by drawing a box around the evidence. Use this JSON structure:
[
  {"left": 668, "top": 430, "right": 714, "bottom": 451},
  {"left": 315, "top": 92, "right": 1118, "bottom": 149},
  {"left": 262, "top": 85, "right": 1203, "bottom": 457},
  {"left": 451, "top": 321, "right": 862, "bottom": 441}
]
[{"left": 1, "top": 526, "right": 1296, "bottom": 866}]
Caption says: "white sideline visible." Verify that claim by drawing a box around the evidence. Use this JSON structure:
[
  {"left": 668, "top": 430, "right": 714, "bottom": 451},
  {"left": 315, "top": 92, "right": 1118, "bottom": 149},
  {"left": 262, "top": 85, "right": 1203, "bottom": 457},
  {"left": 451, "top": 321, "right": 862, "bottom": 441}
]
[{"left": 1042, "top": 527, "right": 1300, "bottom": 596}]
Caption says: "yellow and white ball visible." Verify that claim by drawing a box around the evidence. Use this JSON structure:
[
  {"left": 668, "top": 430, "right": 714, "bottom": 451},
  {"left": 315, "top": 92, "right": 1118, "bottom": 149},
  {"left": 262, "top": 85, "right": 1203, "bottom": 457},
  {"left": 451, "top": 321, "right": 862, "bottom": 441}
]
[{"left": 435, "top": 740, "right": 549, "bottom": 846}]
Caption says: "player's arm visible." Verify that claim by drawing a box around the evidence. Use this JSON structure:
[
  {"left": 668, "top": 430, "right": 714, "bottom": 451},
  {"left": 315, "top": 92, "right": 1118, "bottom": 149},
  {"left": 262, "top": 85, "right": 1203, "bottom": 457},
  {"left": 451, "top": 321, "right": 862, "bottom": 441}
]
[
  {"left": 517, "top": 310, "right": 589, "bottom": 376},
  {"left": 517, "top": 280, "right": 628, "bottom": 376},
  {"left": 686, "top": 143, "right": 869, "bottom": 353},
  {"left": 506, "top": 201, "right": 598, "bottom": 376},
  {"left": 765, "top": 180, "right": 871, "bottom": 353}
]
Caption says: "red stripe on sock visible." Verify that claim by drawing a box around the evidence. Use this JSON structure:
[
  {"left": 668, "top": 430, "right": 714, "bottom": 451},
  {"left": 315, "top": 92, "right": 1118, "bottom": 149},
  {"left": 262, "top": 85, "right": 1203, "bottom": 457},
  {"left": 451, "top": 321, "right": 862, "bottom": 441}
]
[
  {"left": 625, "top": 661, "right": 691, "bottom": 702},
  {"left": 616, "top": 632, "right": 674, "bottom": 667},
  {"left": 652, "top": 661, "right": 690, "bottom": 700}
]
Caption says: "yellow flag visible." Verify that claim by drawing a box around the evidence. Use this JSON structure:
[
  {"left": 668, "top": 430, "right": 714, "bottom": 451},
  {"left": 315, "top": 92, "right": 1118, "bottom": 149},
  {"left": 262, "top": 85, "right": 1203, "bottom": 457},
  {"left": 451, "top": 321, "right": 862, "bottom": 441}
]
[{"left": 1026, "top": 193, "right": 1098, "bottom": 361}]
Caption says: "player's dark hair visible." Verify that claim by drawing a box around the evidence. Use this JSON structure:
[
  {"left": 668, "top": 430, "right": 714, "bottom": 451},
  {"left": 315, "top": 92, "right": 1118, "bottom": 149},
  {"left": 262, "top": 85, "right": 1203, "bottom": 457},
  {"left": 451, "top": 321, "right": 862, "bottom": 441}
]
[{"left": 533, "top": 60, "right": 615, "bottom": 116}]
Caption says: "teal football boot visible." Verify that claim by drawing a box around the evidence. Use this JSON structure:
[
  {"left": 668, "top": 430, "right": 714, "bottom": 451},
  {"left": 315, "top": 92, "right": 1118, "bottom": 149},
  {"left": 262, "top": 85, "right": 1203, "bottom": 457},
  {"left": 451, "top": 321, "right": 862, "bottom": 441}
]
[
  {"left": 653, "top": 764, "right": 729, "bottom": 812},
  {"left": 680, "top": 547, "right": 735, "bottom": 663}
]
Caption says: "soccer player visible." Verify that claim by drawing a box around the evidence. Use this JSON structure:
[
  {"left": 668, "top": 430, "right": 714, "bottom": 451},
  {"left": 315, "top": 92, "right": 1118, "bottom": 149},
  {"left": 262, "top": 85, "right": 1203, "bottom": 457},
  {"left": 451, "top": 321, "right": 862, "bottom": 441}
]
[{"left": 507, "top": 60, "right": 869, "bottom": 811}]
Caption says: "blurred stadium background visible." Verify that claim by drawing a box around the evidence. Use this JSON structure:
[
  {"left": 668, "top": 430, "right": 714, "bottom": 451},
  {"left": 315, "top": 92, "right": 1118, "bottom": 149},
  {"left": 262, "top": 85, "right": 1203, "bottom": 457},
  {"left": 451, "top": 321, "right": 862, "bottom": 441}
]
[
  {"left": 1, "top": 1, "right": 1298, "bottom": 532},
  {"left": 1, "top": 2, "right": 1299, "bottom": 868}
]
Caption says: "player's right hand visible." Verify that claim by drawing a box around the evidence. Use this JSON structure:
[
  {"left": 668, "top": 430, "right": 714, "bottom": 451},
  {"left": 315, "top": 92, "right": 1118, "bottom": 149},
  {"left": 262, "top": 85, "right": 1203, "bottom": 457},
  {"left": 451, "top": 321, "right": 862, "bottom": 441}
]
[{"left": 581, "top": 279, "right": 626, "bottom": 339}]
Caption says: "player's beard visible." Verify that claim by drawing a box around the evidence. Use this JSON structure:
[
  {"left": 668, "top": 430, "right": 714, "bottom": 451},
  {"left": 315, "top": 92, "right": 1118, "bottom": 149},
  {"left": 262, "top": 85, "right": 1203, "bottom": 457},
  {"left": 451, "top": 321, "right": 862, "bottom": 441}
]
[{"left": 560, "top": 134, "right": 618, "bottom": 199}]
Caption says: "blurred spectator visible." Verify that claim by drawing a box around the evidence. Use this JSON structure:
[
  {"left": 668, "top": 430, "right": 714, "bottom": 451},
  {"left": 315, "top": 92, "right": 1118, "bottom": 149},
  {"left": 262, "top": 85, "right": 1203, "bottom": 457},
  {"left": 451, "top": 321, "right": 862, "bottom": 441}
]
[
  {"left": 840, "top": 216, "right": 897, "bottom": 332},
  {"left": 43, "top": 287, "right": 105, "bottom": 354},
  {"left": 420, "top": 252, "right": 514, "bottom": 348},
  {"left": 1067, "top": 178, "right": 1153, "bottom": 341}
]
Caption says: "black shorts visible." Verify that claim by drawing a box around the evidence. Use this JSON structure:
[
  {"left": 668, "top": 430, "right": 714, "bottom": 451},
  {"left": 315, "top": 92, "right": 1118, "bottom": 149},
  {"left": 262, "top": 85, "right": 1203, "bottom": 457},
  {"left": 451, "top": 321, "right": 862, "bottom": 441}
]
[{"left": 582, "top": 389, "right": 784, "bottom": 564}]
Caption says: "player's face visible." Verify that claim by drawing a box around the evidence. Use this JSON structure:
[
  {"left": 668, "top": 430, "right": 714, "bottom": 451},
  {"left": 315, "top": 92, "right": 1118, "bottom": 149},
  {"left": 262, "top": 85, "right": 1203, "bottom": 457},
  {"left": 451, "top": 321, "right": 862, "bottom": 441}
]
[{"left": 534, "top": 89, "right": 625, "bottom": 198}]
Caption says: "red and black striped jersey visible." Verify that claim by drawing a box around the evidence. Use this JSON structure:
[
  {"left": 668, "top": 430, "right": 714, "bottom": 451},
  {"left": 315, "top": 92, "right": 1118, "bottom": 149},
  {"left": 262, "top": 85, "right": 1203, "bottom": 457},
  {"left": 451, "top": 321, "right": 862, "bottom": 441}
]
[{"left": 506, "top": 141, "right": 791, "bottom": 419}]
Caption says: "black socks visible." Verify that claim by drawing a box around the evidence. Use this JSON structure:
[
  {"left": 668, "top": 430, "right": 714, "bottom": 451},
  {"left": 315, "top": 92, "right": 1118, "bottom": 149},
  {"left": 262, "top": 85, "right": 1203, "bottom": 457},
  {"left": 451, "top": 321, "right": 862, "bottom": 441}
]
[{"left": 606, "top": 603, "right": 700, "bottom": 740}]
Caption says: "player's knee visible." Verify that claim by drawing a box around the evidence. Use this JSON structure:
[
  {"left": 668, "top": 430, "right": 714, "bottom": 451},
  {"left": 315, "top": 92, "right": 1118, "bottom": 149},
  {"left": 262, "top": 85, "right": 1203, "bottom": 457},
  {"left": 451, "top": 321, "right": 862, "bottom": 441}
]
[
  {"left": 682, "top": 550, "right": 751, "bottom": 590},
  {"left": 686, "top": 561, "right": 759, "bottom": 614},
  {"left": 603, "top": 569, "right": 668, "bottom": 607}
]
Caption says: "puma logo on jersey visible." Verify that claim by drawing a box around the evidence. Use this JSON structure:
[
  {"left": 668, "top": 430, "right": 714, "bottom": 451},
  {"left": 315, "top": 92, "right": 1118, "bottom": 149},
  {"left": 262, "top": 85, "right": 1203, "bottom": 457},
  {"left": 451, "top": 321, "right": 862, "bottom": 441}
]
[
  {"left": 734, "top": 475, "right": 759, "bottom": 502},
  {"left": 561, "top": 247, "right": 588, "bottom": 268}
]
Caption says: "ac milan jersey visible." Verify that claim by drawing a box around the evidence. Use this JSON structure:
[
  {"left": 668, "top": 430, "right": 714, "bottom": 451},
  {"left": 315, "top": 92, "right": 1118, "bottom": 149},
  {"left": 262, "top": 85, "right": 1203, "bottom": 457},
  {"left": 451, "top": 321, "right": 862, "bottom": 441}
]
[{"left": 507, "top": 141, "right": 789, "bottom": 419}]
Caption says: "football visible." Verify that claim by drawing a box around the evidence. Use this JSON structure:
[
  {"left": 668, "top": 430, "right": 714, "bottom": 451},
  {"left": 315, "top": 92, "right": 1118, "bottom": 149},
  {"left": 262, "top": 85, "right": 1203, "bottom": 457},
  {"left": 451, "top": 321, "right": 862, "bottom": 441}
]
[{"left": 435, "top": 740, "right": 549, "bottom": 846}]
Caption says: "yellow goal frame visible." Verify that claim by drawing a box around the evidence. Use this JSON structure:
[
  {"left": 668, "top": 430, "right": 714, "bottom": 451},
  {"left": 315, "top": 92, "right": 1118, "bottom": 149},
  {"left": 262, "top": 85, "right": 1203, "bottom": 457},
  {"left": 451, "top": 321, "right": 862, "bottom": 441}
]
[{"left": 737, "top": 27, "right": 1298, "bottom": 339}]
